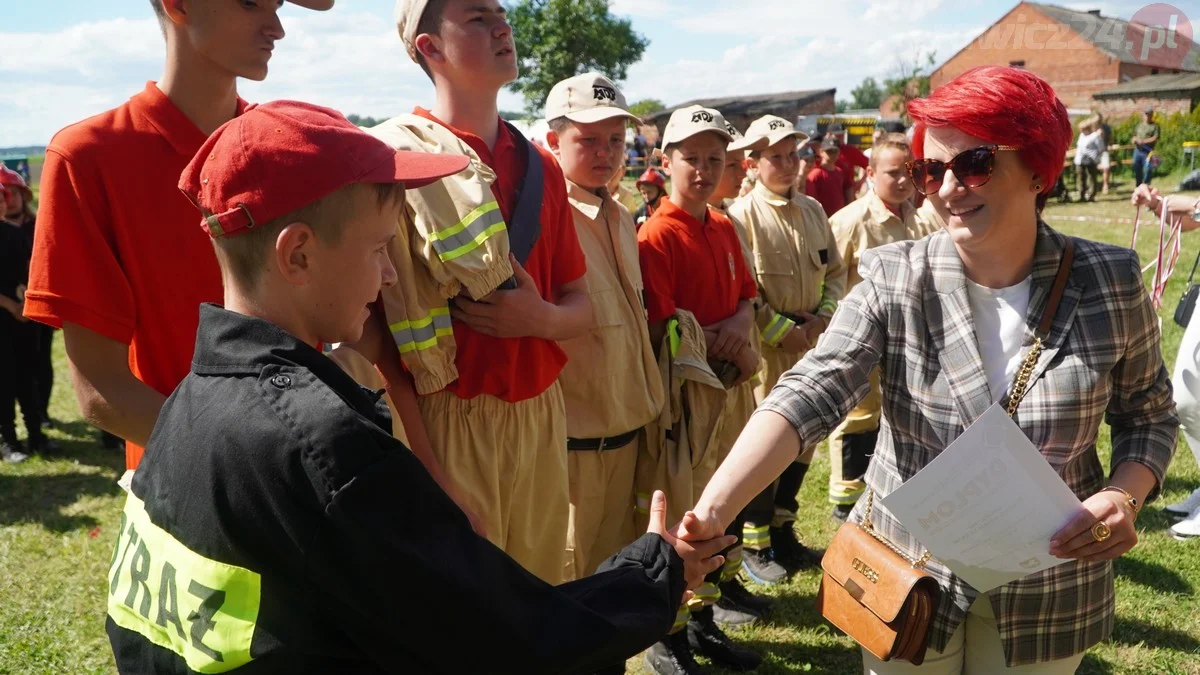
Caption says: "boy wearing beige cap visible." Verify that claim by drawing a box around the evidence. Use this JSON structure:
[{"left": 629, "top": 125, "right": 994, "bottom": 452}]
[
  {"left": 826, "top": 133, "right": 923, "bottom": 519},
  {"left": 728, "top": 114, "right": 847, "bottom": 577},
  {"left": 638, "top": 106, "right": 763, "bottom": 675},
  {"left": 543, "top": 73, "right": 666, "bottom": 584},
  {"left": 385, "top": 0, "right": 593, "bottom": 584}
]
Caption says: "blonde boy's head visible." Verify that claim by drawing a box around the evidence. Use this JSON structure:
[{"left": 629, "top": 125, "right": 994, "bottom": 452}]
[
  {"left": 544, "top": 73, "right": 638, "bottom": 190},
  {"left": 659, "top": 107, "right": 733, "bottom": 206},
  {"left": 210, "top": 183, "right": 406, "bottom": 290},
  {"left": 868, "top": 134, "right": 914, "bottom": 206},
  {"left": 397, "top": 0, "right": 517, "bottom": 89}
]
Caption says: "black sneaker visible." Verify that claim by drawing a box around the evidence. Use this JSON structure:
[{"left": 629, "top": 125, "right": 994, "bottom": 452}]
[
  {"left": 1, "top": 440, "right": 29, "bottom": 464},
  {"left": 720, "top": 578, "right": 775, "bottom": 615},
  {"left": 770, "top": 524, "right": 821, "bottom": 573},
  {"left": 713, "top": 595, "right": 759, "bottom": 627},
  {"left": 741, "top": 547, "right": 789, "bottom": 585},
  {"left": 644, "top": 630, "right": 705, "bottom": 675},
  {"left": 832, "top": 503, "right": 854, "bottom": 521},
  {"left": 687, "top": 607, "right": 762, "bottom": 672},
  {"left": 27, "top": 438, "right": 60, "bottom": 455},
  {"left": 41, "top": 417, "right": 57, "bottom": 430}
]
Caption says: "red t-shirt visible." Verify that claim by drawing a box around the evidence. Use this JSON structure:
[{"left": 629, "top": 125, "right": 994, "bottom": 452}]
[
  {"left": 637, "top": 198, "right": 757, "bottom": 327},
  {"left": 25, "top": 82, "right": 247, "bottom": 470},
  {"left": 413, "top": 108, "right": 587, "bottom": 402},
  {"left": 806, "top": 165, "right": 847, "bottom": 217}
]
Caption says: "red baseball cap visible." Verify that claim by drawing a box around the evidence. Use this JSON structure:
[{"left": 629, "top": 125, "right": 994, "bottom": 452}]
[
  {"left": 0, "top": 166, "right": 33, "bottom": 200},
  {"left": 180, "top": 100, "right": 469, "bottom": 238}
]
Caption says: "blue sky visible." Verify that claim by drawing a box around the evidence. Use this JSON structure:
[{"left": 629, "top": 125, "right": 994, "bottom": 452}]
[{"left": 0, "top": 0, "right": 1158, "bottom": 146}]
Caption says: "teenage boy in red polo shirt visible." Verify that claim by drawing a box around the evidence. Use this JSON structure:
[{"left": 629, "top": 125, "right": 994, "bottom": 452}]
[
  {"left": 805, "top": 136, "right": 848, "bottom": 216},
  {"left": 24, "top": 0, "right": 335, "bottom": 472},
  {"left": 386, "top": 0, "right": 592, "bottom": 584},
  {"left": 638, "top": 105, "right": 762, "bottom": 674}
]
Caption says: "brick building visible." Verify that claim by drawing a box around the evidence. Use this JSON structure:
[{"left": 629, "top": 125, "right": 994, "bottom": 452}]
[
  {"left": 929, "top": 2, "right": 1200, "bottom": 111},
  {"left": 642, "top": 89, "right": 836, "bottom": 139},
  {"left": 1092, "top": 72, "right": 1200, "bottom": 118}
]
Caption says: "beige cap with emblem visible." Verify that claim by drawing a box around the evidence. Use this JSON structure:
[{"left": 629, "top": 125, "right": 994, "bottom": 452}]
[
  {"left": 661, "top": 105, "right": 734, "bottom": 147},
  {"left": 725, "top": 119, "right": 769, "bottom": 153},
  {"left": 394, "top": 0, "right": 431, "bottom": 62},
  {"left": 544, "top": 73, "right": 640, "bottom": 124},
  {"left": 744, "top": 114, "right": 810, "bottom": 149}
]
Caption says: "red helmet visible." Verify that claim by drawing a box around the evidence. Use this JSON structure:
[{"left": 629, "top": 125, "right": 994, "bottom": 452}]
[
  {"left": 635, "top": 168, "right": 666, "bottom": 189},
  {"left": 0, "top": 166, "right": 32, "bottom": 201}
]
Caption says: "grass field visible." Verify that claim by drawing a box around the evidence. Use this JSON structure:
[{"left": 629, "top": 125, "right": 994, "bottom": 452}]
[{"left": 2, "top": 175, "right": 1199, "bottom": 674}]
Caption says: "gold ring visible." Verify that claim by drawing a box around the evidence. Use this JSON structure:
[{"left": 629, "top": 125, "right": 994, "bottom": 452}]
[{"left": 1091, "top": 521, "right": 1112, "bottom": 543}]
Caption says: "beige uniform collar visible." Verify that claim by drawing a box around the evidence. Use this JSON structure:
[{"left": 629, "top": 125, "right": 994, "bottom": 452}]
[
  {"left": 865, "top": 190, "right": 913, "bottom": 227},
  {"left": 565, "top": 179, "right": 609, "bottom": 221},
  {"left": 752, "top": 179, "right": 802, "bottom": 208}
]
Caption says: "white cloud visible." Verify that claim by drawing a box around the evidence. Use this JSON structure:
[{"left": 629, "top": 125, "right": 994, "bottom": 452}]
[
  {"left": 621, "top": 3, "right": 983, "bottom": 110},
  {"left": 609, "top": 0, "right": 680, "bottom": 19},
  {"left": 0, "top": 1, "right": 996, "bottom": 146},
  {"left": 0, "top": 8, "right": 525, "bottom": 146}
]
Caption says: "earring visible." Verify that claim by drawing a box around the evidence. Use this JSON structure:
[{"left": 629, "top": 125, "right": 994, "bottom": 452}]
[{"left": 1034, "top": 184, "right": 1042, "bottom": 192}]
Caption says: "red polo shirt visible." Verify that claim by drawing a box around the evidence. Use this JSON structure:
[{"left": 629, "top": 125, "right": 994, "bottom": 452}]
[
  {"left": 637, "top": 198, "right": 757, "bottom": 327},
  {"left": 25, "top": 82, "right": 247, "bottom": 470},
  {"left": 806, "top": 164, "right": 847, "bottom": 217},
  {"left": 413, "top": 108, "right": 587, "bottom": 402}
]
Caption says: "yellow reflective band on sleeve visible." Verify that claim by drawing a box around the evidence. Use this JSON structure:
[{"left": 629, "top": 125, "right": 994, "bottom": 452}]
[
  {"left": 669, "top": 605, "right": 691, "bottom": 634},
  {"left": 634, "top": 491, "right": 651, "bottom": 515},
  {"left": 761, "top": 314, "right": 795, "bottom": 346},
  {"left": 430, "top": 201, "right": 507, "bottom": 263},
  {"left": 107, "top": 495, "right": 261, "bottom": 674},
  {"left": 667, "top": 318, "right": 682, "bottom": 358},
  {"left": 817, "top": 297, "right": 838, "bottom": 316},
  {"left": 742, "top": 524, "right": 772, "bottom": 551},
  {"left": 389, "top": 307, "right": 453, "bottom": 354},
  {"left": 721, "top": 550, "right": 742, "bottom": 582},
  {"left": 687, "top": 581, "right": 721, "bottom": 610}
]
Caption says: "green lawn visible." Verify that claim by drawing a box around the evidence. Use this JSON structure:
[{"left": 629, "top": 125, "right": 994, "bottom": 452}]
[{"left": 3, "top": 176, "right": 1200, "bottom": 674}]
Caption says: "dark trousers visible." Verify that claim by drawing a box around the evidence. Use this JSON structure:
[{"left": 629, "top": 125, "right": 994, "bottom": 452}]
[
  {"left": 1075, "top": 161, "right": 1099, "bottom": 200},
  {"left": 1133, "top": 147, "right": 1153, "bottom": 186},
  {"left": 0, "top": 318, "right": 45, "bottom": 446},
  {"left": 773, "top": 460, "right": 810, "bottom": 522},
  {"left": 36, "top": 324, "right": 53, "bottom": 418}
]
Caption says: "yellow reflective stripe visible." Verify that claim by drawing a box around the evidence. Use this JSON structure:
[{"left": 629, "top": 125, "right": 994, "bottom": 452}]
[
  {"left": 687, "top": 581, "right": 721, "bottom": 609},
  {"left": 761, "top": 314, "right": 794, "bottom": 346},
  {"left": 667, "top": 318, "right": 682, "bottom": 358},
  {"left": 107, "top": 495, "right": 260, "bottom": 674},
  {"left": 430, "top": 202, "right": 507, "bottom": 262},
  {"left": 742, "top": 524, "right": 772, "bottom": 550},
  {"left": 389, "top": 307, "right": 453, "bottom": 354},
  {"left": 669, "top": 605, "right": 691, "bottom": 633},
  {"left": 818, "top": 295, "right": 838, "bottom": 316},
  {"left": 634, "top": 491, "right": 651, "bottom": 515}
]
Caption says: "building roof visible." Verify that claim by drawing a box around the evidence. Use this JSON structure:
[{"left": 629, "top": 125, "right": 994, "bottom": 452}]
[
  {"left": 1093, "top": 72, "right": 1200, "bottom": 98},
  {"left": 644, "top": 89, "right": 835, "bottom": 123},
  {"left": 1027, "top": 3, "right": 1200, "bottom": 72}
]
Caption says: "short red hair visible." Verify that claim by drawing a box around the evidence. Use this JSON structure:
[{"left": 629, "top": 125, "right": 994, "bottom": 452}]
[{"left": 908, "top": 66, "right": 1071, "bottom": 211}]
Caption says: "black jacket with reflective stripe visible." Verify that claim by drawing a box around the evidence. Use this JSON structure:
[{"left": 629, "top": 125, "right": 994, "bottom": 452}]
[{"left": 107, "top": 304, "right": 685, "bottom": 674}]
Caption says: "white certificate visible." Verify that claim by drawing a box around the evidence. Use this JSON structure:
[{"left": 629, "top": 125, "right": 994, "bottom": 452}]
[{"left": 880, "top": 403, "right": 1084, "bottom": 592}]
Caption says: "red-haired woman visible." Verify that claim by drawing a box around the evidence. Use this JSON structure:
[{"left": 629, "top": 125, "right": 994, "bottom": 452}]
[{"left": 674, "top": 66, "right": 1178, "bottom": 673}]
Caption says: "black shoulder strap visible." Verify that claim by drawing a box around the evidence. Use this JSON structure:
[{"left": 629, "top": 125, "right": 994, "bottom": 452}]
[{"left": 500, "top": 121, "right": 544, "bottom": 285}]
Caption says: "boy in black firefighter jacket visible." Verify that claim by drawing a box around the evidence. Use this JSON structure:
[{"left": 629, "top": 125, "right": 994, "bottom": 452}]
[{"left": 104, "top": 101, "right": 733, "bottom": 675}]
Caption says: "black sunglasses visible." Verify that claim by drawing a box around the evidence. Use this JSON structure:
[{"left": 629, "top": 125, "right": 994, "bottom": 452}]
[{"left": 906, "top": 144, "right": 1019, "bottom": 196}]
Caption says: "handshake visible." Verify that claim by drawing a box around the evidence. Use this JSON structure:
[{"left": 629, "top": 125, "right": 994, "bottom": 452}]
[{"left": 644, "top": 491, "right": 734, "bottom": 600}]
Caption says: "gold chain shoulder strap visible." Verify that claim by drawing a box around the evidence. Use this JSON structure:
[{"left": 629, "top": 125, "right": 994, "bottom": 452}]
[{"left": 858, "top": 236, "right": 1076, "bottom": 570}]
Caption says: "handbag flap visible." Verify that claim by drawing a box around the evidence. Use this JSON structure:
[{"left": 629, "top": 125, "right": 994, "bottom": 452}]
[{"left": 821, "top": 521, "right": 933, "bottom": 623}]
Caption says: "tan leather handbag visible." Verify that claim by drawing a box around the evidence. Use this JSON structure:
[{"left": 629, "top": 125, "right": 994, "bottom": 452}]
[
  {"left": 816, "top": 237, "right": 1076, "bottom": 665},
  {"left": 816, "top": 492, "right": 940, "bottom": 664}
]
